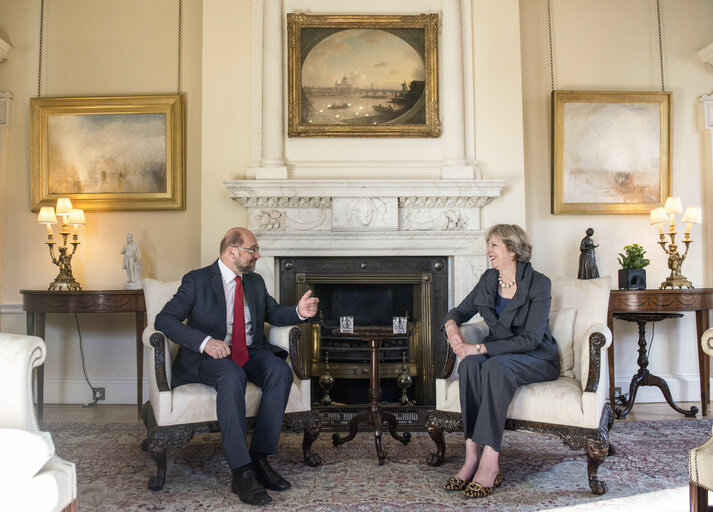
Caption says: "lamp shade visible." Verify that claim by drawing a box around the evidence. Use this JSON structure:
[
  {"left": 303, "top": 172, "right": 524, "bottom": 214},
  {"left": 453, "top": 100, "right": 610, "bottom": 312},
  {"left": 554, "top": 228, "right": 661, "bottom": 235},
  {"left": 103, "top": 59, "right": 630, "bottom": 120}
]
[
  {"left": 650, "top": 207, "right": 668, "bottom": 225},
  {"left": 37, "top": 206, "right": 57, "bottom": 224},
  {"left": 682, "top": 206, "right": 702, "bottom": 224},
  {"left": 664, "top": 196, "right": 683, "bottom": 214},
  {"left": 55, "top": 198, "right": 73, "bottom": 217},
  {"left": 67, "top": 209, "right": 86, "bottom": 226}
]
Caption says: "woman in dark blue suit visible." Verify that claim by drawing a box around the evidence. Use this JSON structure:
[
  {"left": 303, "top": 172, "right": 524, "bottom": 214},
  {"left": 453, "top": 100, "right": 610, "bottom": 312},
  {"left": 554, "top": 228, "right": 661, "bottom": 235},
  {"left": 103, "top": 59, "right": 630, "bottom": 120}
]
[{"left": 442, "top": 224, "right": 560, "bottom": 498}]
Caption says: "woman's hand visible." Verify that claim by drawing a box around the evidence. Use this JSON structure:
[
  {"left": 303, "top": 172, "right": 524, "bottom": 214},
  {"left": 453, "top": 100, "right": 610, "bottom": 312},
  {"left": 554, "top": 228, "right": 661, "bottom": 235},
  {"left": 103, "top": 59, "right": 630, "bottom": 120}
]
[
  {"left": 446, "top": 321, "right": 488, "bottom": 359},
  {"left": 445, "top": 321, "right": 464, "bottom": 347},
  {"left": 453, "top": 343, "right": 488, "bottom": 359}
]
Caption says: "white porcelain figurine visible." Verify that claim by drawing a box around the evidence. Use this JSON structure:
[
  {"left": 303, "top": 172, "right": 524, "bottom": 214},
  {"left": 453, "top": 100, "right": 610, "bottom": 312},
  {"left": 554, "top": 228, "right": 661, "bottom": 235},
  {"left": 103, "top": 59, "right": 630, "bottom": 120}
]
[{"left": 121, "top": 233, "right": 143, "bottom": 289}]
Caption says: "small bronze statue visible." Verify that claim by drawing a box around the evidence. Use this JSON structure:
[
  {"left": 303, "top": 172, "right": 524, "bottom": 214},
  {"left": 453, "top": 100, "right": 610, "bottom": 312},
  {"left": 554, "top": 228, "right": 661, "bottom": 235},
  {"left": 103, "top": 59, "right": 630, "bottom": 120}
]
[{"left": 578, "top": 228, "right": 600, "bottom": 280}]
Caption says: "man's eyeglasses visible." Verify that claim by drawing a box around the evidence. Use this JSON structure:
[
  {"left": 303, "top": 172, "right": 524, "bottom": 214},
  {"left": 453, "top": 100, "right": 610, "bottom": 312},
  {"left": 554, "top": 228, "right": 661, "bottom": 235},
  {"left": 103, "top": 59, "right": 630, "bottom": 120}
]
[{"left": 232, "top": 245, "right": 260, "bottom": 255}]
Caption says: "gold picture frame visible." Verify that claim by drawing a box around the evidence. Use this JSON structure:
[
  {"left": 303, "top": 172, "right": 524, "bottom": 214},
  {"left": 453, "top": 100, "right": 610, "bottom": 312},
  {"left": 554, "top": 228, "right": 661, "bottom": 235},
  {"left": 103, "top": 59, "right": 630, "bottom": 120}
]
[
  {"left": 287, "top": 13, "right": 440, "bottom": 138},
  {"left": 30, "top": 94, "right": 185, "bottom": 211},
  {"left": 552, "top": 90, "right": 671, "bottom": 214}
]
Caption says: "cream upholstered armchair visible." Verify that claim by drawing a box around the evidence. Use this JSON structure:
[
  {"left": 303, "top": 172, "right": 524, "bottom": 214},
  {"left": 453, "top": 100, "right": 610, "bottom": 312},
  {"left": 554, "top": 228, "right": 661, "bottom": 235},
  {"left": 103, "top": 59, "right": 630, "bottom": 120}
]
[
  {"left": 0, "top": 333, "right": 77, "bottom": 512},
  {"left": 426, "top": 276, "right": 614, "bottom": 495},
  {"left": 140, "top": 278, "right": 322, "bottom": 491},
  {"left": 689, "top": 328, "right": 713, "bottom": 511}
]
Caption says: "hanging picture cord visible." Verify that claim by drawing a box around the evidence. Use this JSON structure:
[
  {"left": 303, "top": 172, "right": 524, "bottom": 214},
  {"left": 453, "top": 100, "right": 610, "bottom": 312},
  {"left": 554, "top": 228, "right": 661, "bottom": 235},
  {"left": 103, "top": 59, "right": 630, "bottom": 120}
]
[
  {"left": 177, "top": 0, "right": 183, "bottom": 94},
  {"left": 656, "top": 0, "right": 665, "bottom": 91},
  {"left": 37, "top": 0, "right": 45, "bottom": 97},
  {"left": 547, "top": 0, "right": 555, "bottom": 93},
  {"left": 37, "top": 0, "right": 184, "bottom": 96},
  {"left": 548, "top": 0, "right": 666, "bottom": 93}
]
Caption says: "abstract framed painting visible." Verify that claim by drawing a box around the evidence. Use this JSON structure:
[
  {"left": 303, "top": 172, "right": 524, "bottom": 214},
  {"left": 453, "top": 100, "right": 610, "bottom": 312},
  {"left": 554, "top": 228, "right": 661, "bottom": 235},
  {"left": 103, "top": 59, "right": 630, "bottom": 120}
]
[
  {"left": 287, "top": 13, "right": 440, "bottom": 138},
  {"left": 552, "top": 90, "right": 671, "bottom": 214},
  {"left": 30, "top": 94, "right": 185, "bottom": 211}
]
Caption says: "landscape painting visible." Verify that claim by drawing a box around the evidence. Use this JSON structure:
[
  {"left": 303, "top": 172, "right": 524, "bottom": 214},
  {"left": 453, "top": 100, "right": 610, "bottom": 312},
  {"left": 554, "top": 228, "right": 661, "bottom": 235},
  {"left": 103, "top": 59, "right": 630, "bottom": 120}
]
[
  {"left": 288, "top": 14, "right": 440, "bottom": 137},
  {"left": 552, "top": 90, "right": 671, "bottom": 214},
  {"left": 47, "top": 113, "right": 166, "bottom": 194},
  {"left": 30, "top": 95, "right": 185, "bottom": 211}
]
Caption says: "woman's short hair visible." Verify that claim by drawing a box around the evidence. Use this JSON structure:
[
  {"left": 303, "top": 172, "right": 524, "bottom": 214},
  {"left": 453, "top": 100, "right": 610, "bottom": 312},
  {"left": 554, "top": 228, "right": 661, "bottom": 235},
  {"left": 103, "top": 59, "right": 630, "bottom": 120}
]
[{"left": 486, "top": 224, "right": 532, "bottom": 262}]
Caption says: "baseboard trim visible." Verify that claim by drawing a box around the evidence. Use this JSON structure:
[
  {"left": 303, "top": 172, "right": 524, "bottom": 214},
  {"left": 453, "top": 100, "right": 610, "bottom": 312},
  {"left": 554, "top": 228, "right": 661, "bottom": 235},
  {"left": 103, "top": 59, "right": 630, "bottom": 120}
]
[
  {"left": 40, "top": 376, "right": 150, "bottom": 405},
  {"left": 0, "top": 303, "right": 23, "bottom": 314},
  {"left": 615, "top": 374, "right": 708, "bottom": 403}
]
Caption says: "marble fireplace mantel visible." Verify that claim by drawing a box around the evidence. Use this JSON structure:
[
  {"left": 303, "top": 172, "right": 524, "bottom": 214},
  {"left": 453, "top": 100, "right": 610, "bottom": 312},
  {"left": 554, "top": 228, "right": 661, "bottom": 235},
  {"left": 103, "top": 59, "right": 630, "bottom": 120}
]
[
  {"left": 224, "top": 179, "right": 505, "bottom": 233},
  {"left": 224, "top": 178, "right": 506, "bottom": 303}
]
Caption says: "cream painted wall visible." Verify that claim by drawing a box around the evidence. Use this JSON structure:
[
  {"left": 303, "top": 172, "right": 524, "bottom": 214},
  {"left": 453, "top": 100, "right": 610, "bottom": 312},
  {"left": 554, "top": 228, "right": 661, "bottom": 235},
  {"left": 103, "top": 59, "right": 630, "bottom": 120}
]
[
  {"left": 521, "top": 0, "right": 713, "bottom": 402},
  {"left": 0, "top": 0, "right": 203, "bottom": 403},
  {"left": 473, "top": 0, "right": 527, "bottom": 230},
  {"left": 200, "top": 0, "right": 251, "bottom": 266}
]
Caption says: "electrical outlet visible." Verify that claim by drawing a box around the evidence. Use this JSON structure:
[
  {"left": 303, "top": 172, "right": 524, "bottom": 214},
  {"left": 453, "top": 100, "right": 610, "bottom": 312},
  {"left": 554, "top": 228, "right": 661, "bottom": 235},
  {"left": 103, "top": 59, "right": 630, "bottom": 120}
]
[
  {"left": 614, "top": 386, "right": 622, "bottom": 398},
  {"left": 93, "top": 387, "right": 105, "bottom": 401}
]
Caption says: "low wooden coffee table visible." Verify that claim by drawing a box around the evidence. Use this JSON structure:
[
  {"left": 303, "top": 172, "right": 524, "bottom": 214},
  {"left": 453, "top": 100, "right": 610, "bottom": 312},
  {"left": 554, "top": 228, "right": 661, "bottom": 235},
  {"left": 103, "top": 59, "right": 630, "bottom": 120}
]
[{"left": 330, "top": 327, "right": 412, "bottom": 464}]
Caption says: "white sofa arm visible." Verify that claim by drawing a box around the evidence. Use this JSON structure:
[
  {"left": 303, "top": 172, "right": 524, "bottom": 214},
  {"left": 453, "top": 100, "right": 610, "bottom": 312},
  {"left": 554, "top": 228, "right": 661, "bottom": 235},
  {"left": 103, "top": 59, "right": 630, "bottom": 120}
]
[
  {"left": 701, "top": 329, "right": 713, "bottom": 357},
  {"left": 266, "top": 324, "right": 308, "bottom": 381},
  {"left": 460, "top": 322, "right": 490, "bottom": 346},
  {"left": 266, "top": 325, "right": 295, "bottom": 352},
  {"left": 579, "top": 322, "right": 612, "bottom": 393},
  {"left": 0, "top": 333, "right": 46, "bottom": 431}
]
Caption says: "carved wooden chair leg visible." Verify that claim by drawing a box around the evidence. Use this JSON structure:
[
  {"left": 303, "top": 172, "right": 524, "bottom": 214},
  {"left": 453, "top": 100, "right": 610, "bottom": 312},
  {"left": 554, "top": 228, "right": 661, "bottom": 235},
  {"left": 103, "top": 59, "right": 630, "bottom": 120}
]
[
  {"left": 147, "top": 443, "right": 168, "bottom": 491},
  {"left": 585, "top": 437, "right": 609, "bottom": 495},
  {"left": 302, "top": 416, "right": 322, "bottom": 467},
  {"left": 605, "top": 406, "right": 616, "bottom": 456},
  {"left": 425, "top": 416, "right": 447, "bottom": 466},
  {"left": 284, "top": 411, "right": 323, "bottom": 467},
  {"left": 689, "top": 481, "right": 708, "bottom": 512},
  {"left": 140, "top": 403, "right": 151, "bottom": 452}
]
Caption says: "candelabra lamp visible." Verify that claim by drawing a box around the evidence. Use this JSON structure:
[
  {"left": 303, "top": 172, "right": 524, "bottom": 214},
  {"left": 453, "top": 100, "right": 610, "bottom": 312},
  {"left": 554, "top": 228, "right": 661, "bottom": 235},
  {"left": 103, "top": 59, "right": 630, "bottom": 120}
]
[
  {"left": 649, "top": 197, "right": 701, "bottom": 290},
  {"left": 37, "top": 198, "right": 86, "bottom": 291}
]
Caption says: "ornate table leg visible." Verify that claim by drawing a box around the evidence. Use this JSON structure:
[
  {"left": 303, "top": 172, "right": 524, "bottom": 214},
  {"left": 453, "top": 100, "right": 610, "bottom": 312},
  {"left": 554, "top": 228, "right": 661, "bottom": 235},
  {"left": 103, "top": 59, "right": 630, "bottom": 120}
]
[{"left": 614, "top": 313, "right": 697, "bottom": 419}]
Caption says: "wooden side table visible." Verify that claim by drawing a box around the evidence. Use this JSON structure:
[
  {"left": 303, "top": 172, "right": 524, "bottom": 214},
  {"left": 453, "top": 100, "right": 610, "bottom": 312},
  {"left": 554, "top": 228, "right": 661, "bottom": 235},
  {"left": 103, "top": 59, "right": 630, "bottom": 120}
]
[
  {"left": 607, "top": 289, "right": 713, "bottom": 416},
  {"left": 20, "top": 289, "right": 147, "bottom": 421},
  {"left": 330, "top": 327, "right": 412, "bottom": 464}
]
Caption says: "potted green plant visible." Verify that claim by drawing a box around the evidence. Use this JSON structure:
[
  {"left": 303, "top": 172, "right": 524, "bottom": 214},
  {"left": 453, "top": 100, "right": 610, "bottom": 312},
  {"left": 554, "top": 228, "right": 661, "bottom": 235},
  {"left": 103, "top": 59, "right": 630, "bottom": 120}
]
[{"left": 617, "top": 243, "right": 650, "bottom": 290}]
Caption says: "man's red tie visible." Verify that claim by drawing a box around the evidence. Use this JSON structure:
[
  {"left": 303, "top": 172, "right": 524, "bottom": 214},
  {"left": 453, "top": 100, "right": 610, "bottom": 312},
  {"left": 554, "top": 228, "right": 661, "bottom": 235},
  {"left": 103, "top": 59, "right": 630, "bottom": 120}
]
[{"left": 231, "top": 276, "right": 249, "bottom": 367}]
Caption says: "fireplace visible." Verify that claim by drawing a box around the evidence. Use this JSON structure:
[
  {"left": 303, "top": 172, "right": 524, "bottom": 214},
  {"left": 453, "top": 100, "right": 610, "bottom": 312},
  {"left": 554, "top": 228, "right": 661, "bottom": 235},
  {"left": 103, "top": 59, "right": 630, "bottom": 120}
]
[
  {"left": 225, "top": 178, "right": 503, "bottom": 426},
  {"left": 279, "top": 256, "right": 448, "bottom": 408}
]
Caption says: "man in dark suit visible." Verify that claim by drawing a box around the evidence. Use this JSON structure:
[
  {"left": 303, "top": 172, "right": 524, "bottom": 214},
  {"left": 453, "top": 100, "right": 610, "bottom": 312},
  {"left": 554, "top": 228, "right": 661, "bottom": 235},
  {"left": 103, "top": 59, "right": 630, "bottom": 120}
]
[{"left": 155, "top": 227, "right": 319, "bottom": 506}]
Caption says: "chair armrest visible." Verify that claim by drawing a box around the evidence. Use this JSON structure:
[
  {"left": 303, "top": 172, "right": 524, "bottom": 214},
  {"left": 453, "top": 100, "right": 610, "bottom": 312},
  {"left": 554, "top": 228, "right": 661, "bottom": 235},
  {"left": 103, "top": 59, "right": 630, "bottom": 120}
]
[
  {"left": 581, "top": 322, "right": 612, "bottom": 393},
  {"left": 267, "top": 325, "right": 307, "bottom": 380},
  {"left": 0, "top": 334, "right": 47, "bottom": 431},
  {"left": 701, "top": 329, "right": 713, "bottom": 357},
  {"left": 147, "top": 331, "right": 171, "bottom": 392},
  {"left": 437, "top": 322, "right": 489, "bottom": 379}
]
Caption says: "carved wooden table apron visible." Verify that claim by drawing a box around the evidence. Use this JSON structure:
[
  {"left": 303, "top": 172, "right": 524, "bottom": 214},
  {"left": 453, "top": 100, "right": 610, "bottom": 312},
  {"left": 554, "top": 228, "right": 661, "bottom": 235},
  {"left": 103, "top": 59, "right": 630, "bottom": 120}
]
[
  {"left": 607, "top": 289, "right": 713, "bottom": 416},
  {"left": 330, "top": 329, "right": 412, "bottom": 464},
  {"left": 20, "top": 289, "right": 147, "bottom": 421}
]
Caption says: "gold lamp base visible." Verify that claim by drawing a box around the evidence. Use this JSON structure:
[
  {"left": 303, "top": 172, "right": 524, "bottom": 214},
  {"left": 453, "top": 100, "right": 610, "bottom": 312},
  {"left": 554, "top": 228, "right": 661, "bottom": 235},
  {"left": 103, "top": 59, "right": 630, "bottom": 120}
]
[
  {"left": 48, "top": 275, "right": 82, "bottom": 291},
  {"left": 660, "top": 274, "right": 693, "bottom": 290}
]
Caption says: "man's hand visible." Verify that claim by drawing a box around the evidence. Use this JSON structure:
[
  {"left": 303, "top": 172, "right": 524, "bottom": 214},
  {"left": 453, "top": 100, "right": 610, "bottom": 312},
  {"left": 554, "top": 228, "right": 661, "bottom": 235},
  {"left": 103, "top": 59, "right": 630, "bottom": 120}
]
[
  {"left": 204, "top": 338, "right": 231, "bottom": 359},
  {"left": 297, "top": 289, "right": 320, "bottom": 318}
]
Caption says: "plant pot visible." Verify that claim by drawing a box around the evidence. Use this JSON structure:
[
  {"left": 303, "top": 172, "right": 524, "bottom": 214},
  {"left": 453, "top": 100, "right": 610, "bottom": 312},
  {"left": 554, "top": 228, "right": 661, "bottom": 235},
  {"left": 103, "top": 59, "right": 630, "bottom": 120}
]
[{"left": 618, "top": 269, "right": 646, "bottom": 290}]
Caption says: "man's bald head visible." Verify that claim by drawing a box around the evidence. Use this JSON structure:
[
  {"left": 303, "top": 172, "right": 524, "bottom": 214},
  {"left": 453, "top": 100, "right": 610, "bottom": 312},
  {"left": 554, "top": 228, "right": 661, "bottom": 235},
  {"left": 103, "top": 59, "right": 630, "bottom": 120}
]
[{"left": 219, "top": 227, "right": 255, "bottom": 255}]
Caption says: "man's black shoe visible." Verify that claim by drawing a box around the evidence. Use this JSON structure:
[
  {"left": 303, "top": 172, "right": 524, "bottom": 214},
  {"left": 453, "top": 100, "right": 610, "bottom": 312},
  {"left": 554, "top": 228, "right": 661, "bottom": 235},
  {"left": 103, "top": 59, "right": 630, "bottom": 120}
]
[
  {"left": 253, "top": 457, "right": 291, "bottom": 491},
  {"left": 231, "top": 469, "right": 272, "bottom": 506}
]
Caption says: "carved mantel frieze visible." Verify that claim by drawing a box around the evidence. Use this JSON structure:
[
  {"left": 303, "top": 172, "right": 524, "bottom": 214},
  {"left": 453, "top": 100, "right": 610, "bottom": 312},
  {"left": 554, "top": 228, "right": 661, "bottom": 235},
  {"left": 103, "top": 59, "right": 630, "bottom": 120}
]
[{"left": 224, "top": 179, "right": 506, "bottom": 233}]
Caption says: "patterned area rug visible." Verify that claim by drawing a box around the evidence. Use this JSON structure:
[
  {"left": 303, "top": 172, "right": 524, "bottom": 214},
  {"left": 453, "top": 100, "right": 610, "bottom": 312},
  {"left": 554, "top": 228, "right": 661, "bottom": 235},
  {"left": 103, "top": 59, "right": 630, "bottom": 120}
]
[{"left": 47, "top": 419, "right": 711, "bottom": 511}]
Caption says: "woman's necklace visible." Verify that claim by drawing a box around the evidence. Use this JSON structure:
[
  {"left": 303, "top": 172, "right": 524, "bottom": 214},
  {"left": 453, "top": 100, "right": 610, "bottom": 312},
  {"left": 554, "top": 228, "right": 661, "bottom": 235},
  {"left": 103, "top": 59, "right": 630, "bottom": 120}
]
[{"left": 498, "top": 273, "right": 516, "bottom": 288}]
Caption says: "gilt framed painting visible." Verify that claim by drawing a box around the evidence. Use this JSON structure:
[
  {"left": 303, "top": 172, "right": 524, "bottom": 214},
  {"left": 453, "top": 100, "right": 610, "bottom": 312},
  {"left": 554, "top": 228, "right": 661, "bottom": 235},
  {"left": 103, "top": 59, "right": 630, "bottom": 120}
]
[
  {"left": 287, "top": 13, "right": 440, "bottom": 138},
  {"left": 552, "top": 90, "right": 671, "bottom": 214},
  {"left": 30, "top": 94, "right": 185, "bottom": 211}
]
